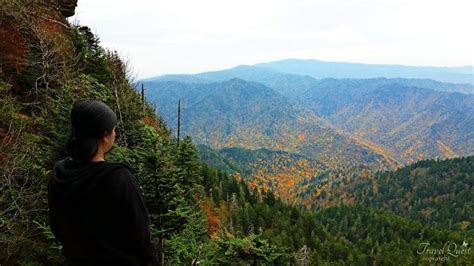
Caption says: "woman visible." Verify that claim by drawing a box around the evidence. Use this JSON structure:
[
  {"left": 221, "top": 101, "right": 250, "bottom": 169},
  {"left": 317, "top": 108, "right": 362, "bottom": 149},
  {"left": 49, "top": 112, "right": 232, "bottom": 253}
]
[{"left": 48, "top": 100, "right": 156, "bottom": 265}]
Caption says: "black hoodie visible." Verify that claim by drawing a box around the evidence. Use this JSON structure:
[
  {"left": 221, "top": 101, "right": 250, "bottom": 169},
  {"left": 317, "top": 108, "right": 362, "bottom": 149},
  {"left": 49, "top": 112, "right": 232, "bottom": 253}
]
[{"left": 49, "top": 158, "right": 156, "bottom": 265}]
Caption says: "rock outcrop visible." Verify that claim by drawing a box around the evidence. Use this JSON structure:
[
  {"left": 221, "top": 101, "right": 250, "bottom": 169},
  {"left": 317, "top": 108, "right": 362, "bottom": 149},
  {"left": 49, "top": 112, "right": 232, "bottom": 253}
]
[{"left": 58, "top": 0, "right": 78, "bottom": 17}]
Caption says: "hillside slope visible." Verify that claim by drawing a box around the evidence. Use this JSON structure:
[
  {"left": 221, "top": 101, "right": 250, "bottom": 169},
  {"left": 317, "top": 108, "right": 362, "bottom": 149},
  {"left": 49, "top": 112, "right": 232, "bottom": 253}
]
[
  {"left": 298, "top": 80, "right": 474, "bottom": 163},
  {"left": 315, "top": 156, "right": 474, "bottom": 234},
  {"left": 0, "top": 2, "right": 196, "bottom": 263}
]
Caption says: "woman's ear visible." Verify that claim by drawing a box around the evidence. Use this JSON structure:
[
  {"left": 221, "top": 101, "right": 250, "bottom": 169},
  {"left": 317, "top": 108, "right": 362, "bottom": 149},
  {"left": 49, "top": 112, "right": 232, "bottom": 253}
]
[
  {"left": 102, "top": 128, "right": 116, "bottom": 152},
  {"left": 103, "top": 130, "right": 113, "bottom": 143},
  {"left": 102, "top": 133, "right": 110, "bottom": 143}
]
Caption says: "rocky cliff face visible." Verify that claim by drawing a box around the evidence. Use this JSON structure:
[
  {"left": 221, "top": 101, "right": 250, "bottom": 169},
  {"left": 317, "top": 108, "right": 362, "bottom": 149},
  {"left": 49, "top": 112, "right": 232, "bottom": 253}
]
[
  {"left": 58, "top": 0, "right": 77, "bottom": 17},
  {"left": 26, "top": 0, "right": 77, "bottom": 17}
]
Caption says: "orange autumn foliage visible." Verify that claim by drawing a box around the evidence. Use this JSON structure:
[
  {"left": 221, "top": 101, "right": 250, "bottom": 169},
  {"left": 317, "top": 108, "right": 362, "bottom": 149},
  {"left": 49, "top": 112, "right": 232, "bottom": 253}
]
[
  {"left": 37, "top": 17, "right": 63, "bottom": 34},
  {"left": 199, "top": 201, "right": 220, "bottom": 237},
  {"left": 143, "top": 115, "right": 158, "bottom": 128},
  {"left": 297, "top": 133, "right": 305, "bottom": 142},
  {"left": 245, "top": 156, "right": 321, "bottom": 204}
]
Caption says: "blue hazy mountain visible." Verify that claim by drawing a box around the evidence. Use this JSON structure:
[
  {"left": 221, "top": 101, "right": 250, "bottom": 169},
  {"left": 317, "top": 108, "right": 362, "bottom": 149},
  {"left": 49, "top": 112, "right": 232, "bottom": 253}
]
[
  {"left": 255, "top": 58, "right": 473, "bottom": 84},
  {"left": 146, "top": 65, "right": 474, "bottom": 96}
]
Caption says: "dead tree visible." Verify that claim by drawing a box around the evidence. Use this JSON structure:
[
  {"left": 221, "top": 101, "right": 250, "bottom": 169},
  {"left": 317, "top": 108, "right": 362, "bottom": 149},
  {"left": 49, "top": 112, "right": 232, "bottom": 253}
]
[{"left": 177, "top": 100, "right": 181, "bottom": 145}]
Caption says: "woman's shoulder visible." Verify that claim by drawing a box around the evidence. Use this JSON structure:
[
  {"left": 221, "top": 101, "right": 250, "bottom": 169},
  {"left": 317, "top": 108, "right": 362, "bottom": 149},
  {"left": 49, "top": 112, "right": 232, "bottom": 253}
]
[
  {"left": 100, "top": 161, "right": 134, "bottom": 180},
  {"left": 102, "top": 160, "right": 133, "bottom": 172},
  {"left": 101, "top": 161, "right": 139, "bottom": 186},
  {"left": 100, "top": 162, "right": 144, "bottom": 200}
]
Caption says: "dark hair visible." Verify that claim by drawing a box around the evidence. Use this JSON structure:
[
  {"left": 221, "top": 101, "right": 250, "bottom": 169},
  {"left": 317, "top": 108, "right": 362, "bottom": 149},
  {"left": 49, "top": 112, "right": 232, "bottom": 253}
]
[{"left": 66, "top": 100, "right": 117, "bottom": 162}]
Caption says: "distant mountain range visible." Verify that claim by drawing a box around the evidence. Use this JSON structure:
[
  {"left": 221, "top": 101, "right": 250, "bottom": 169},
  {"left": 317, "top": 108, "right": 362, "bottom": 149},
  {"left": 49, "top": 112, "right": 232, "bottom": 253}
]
[
  {"left": 142, "top": 59, "right": 474, "bottom": 202},
  {"left": 145, "top": 64, "right": 474, "bottom": 95},
  {"left": 145, "top": 79, "right": 396, "bottom": 170},
  {"left": 255, "top": 59, "right": 474, "bottom": 84}
]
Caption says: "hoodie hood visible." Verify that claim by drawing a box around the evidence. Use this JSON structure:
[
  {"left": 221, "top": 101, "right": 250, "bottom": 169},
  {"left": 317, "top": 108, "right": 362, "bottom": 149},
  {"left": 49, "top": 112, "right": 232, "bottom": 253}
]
[{"left": 52, "top": 157, "right": 130, "bottom": 200}]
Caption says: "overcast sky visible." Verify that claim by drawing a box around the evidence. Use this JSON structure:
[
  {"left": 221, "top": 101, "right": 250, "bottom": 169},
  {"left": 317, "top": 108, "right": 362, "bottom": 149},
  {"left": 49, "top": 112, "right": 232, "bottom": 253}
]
[{"left": 71, "top": 0, "right": 473, "bottom": 79}]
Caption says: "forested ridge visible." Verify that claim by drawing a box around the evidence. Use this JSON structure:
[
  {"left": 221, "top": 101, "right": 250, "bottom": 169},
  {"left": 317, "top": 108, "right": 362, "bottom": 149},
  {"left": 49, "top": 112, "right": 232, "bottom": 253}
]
[
  {"left": 1, "top": 1, "right": 472, "bottom": 265},
  {"left": 355, "top": 156, "right": 474, "bottom": 232}
]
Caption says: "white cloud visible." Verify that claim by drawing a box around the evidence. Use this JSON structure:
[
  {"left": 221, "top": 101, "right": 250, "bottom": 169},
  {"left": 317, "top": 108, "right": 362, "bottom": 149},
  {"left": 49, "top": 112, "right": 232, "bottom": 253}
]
[{"left": 72, "top": 0, "right": 473, "bottom": 78}]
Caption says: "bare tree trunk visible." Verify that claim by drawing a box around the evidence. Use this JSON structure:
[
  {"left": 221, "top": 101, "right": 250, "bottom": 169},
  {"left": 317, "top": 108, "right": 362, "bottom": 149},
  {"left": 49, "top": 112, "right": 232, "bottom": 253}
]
[
  {"left": 113, "top": 83, "right": 127, "bottom": 146},
  {"left": 177, "top": 100, "right": 181, "bottom": 145},
  {"left": 141, "top": 83, "right": 146, "bottom": 113},
  {"left": 158, "top": 235, "right": 165, "bottom": 266}
]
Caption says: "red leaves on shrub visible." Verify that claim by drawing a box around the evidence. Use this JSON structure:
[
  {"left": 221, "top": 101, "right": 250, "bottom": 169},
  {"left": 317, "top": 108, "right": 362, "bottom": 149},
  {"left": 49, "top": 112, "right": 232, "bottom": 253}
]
[{"left": 0, "top": 21, "right": 28, "bottom": 73}]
